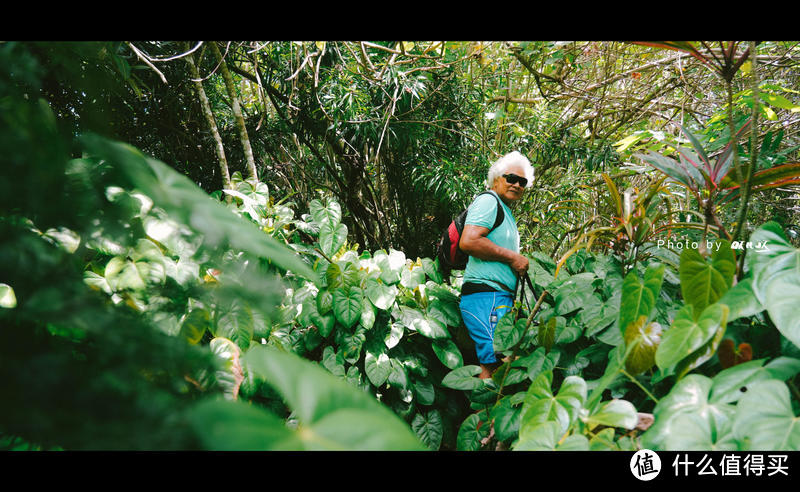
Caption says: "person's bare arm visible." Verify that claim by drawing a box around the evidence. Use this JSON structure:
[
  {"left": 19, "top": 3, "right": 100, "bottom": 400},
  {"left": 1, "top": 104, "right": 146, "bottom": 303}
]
[{"left": 460, "top": 224, "right": 529, "bottom": 275}]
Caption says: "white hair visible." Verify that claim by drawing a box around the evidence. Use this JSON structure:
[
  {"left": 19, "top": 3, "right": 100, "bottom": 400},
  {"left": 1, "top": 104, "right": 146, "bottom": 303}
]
[{"left": 487, "top": 151, "right": 534, "bottom": 188}]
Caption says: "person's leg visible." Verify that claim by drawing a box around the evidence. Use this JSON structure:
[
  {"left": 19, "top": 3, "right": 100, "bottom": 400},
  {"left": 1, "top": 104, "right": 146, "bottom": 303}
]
[{"left": 460, "top": 291, "right": 514, "bottom": 379}]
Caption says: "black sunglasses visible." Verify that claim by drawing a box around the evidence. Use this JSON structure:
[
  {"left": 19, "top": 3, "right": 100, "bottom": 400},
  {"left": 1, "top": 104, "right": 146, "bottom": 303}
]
[{"left": 502, "top": 173, "right": 528, "bottom": 187}]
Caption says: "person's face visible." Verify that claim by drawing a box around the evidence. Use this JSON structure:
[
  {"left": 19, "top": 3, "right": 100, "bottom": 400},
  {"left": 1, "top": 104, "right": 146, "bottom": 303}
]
[{"left": 492, "top": 164, "right": 527, "bottom": 204}]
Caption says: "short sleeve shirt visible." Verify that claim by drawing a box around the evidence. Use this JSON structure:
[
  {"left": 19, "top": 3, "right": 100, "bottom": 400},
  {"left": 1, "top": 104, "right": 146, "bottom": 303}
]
[{"left": 463, "top": 191, "right": 519, "bottom": 292}]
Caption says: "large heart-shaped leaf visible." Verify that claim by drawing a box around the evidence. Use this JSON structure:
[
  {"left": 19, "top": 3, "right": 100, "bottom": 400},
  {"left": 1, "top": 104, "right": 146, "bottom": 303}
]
[
  {"left": 553, "top": 273, "right": 596, "bottom": 315},
  {"left": 309, "top": 199, "right": 342, "bottom": 227},
  {"left": 716, "top": 277, "right": 764, "bottom": 322},
  {"left": 733, "top": 379, "right": 800, "bottom": 450},
  {"left": 512, "top": 347, "right": 560, "bottom": 382},
  {"left": 243, "top": 345, "right": 424, "bottom": 450},
  {"left": 493, "top": 312, "right": 527, "bottom": 352},
  {"left": 640, "top": 374, "right": 737, "bottom": 451},
  {"left": 319, "top": 221, "right": 347, "bottom": 258},
  {"left": 432, "top": 338, "right": 463, "bottom": 369},
  {"left": 655, "top": 303, "right": 728, "bottom": 375},
  {"left": 519, "top": 372, "right": 586, "bottom": 436},
  {"left": 441, "top": 365, "right": 483, "bottom": 391},
  {"left": 710, "top": 357, "right": 800, "bottom": 404},
  {"left": 679, "top": 242, "right": 735, "bottom": 318},
  {"left": 456, "top": 413, "right": 489, "bottom": 451},
  {"left": 623, "top": 317, "right": 662, "bottom": 375},
  {"left": 365, "top": 278, "right": 397, "bottom": 311},
  {"left": 332, "top": 286, "right": 363, "bottom": 329},
  {"left": 411, "top": 410, "right": 443, "bottom": 450},
  {"left": 364, "top": 350, "right": 392, "bottom": 387},
  {"left": 618, "top": 264, "right": 663, "bottom": 336},
  {"left": 514, "top": 421, "right": 590, "bottom": 451},
  {"left": 584, "top": 399, "right": 638, "bottom": 431}
]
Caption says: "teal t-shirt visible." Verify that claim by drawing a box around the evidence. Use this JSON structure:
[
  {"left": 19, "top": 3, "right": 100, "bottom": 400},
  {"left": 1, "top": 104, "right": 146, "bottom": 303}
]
[{"left": 463, "top": 191, "right": 519, "bottom": 292}]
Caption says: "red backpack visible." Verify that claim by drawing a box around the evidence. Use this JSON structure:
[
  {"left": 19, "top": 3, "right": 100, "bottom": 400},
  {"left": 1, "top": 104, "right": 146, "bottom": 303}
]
[{"left": 437, "top": 191, "right": 505, "bottom": 279}]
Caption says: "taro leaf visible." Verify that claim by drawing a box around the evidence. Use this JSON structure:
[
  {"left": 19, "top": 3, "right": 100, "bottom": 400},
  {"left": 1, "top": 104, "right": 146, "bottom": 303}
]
[
  {"left": 618, "top": 264, "right": 664, "bottom": 337},
  {"left": 538, "top": 317, "right": 557, "bottom": 352},
  {"left": 623, "top": 317, "right": 662, "bottom": 375},
  {"left": 364, "top": 350, "right": 392, "bottom": 387},
  {"left": 733, "top": 380, "right": 800, "bottom": 450},
  {"left": 216, "top": 301, "right": 255, "bottom": 352},
  {"left": 432, "top": 338, "right": 464, "bottom": 369},
  {"left": 319, "top": 221, "right": 347, "bottom": 258},
  {"left": 321, "top": 346, "right": 345, "bottom": 378},
  {"left": 400, "top": 263, "right": 426, "bottom": 290},
  {"left": 679, "top": 242, "right": 735, "bottom": 317},
  {"left": 655, "top": 303, "right": 728, "bottom": 375},
  {"left": 520, "top": 372, "right": 587, "bottom": 436},
  {"left": 491, "top": 397, "right": 522, "bottom": 442},
  {"left": 360, "top": 297, "right": 376, "bottom": 330},
  {"left": 374, "top": 249, "right": 406, "bottom": 285},
  {"left": 414, "top": 379, "right": 435, "bottom": 406},
  {"left": 210, "top": 337, "right": 244, "bottom": 400},
  {"left": 243, "top": 345, "right": 425, "bottom": 450},
  {"left": 310, "top": 310, "right": 335, "bottom": 338},
  {"left": 428, "top": 298, "right": 461, "bottom": 327},
  {"left": 387, "top": 359, "right": 409, "bottom": 390},
  {"left": 441, "top": 365, "right": 484, "bottom": 391},
  {"left": 640, "top": 374, "right": 737, "bottom": 451},
  {"left": 309, "top": 199, "right": 342, "bottom": 228},
  {"left": 457, "top": 413, "right": 489, "bottom": 451},
  {"left": 513, "top": 347, "right": 560, "bottom": 382},
  {"left": 716, "top": 277, "right": 764, "bottom": 322},
  {"left": 316, "top": 290, "right": 333, "bottom": 315},
  {"left": 188, "top": 398, "right": 302, "bottom": 450},
  {"left": 553, "top": 274, "right": 595, "bottom": 315},
  {"left": 365, "top": 278, "right": 397, "bottom": 311},
  {"left": 0, "top": 283, "right": 17, "bottom": 308},
  {"left": 411, "top": 315, "right": 450, "bottom": 339},
  {"left": 493, "top": 311, "right": 526, "bottom": 352},
  {"left": 468, "top": 378, "right": 499, "bottom": 405},
  {"left": 514, "top": 421, "right": 590, "bottom": 451},
  {"left": 180, "top": 308, "right": 211, "bottom": 345},
  {"left": 584, "top": 399, "right": 638, "bottom": 431},
  {"left": 332, "top": 286, "right": 362, "bottom": 329},
  {"left": 336, "top": 326, "right": 366, "bottom": 364},
  {"left": 710, "top": 357, "right": 800, "bottom": 405},
  {"left": 384, "top": 321, "right": 404, "bottom": 349},
  {"left": 411, "top": 410, "right": 443, "bottom": 450},
  {"left": 421, "top": 257, "right": 442, "bottom": 284},
  {"left": 764, "top": 275, "right": 800, "bottom": 351}
]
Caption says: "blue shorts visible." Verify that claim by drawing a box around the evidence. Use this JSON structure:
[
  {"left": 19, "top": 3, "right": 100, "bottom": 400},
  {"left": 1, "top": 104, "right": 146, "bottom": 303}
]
[{"left": 459, "top": 291, "right": 514, "bottom": 364}]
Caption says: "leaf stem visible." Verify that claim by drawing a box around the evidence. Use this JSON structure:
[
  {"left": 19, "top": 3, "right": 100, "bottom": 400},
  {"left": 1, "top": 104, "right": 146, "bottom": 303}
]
[{"left": 620, "top": 368, "right": 659, "bottom": 404}]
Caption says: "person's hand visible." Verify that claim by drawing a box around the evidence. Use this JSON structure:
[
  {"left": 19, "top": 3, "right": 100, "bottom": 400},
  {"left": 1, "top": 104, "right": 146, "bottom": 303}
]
[{"left": 509, "top": 253, "right": 529, "bottom": 276}]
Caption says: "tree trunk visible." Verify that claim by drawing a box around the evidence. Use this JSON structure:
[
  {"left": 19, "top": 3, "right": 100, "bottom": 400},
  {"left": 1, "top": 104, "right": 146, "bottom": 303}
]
[
  {"left": 183, "top": 42, "right": 232, "bottom": 201},
  {"left": 210, "top": 42, "right": 258, "bottom": 185}
]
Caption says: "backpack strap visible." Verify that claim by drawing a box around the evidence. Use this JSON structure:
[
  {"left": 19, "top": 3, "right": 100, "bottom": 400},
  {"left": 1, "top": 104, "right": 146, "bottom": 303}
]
[{"left": 475, "top": 191, "right": 505, "bottom": 232}]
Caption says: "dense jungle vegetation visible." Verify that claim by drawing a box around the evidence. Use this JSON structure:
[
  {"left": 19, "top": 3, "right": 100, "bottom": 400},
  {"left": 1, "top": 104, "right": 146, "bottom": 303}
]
[{"left": 2, "top": 40, "right": 800, "bottom": 451}]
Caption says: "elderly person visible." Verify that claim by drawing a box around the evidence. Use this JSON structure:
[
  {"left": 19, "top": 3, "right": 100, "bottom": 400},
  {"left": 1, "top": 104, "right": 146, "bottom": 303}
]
[{"left": 459, "top": 151, "right": 534, "bottom": 379}]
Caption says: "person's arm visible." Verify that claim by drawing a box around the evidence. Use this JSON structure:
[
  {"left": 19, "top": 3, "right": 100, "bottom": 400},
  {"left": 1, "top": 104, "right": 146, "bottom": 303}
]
[{"left": 460, "top": 224, "right": 529, "bottom": 275}]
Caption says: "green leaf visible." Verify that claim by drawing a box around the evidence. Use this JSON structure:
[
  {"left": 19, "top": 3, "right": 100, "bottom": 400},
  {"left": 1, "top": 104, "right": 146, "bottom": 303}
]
[
  {"left": 716, "top": 278, "right": 764, "bottom": 322},
  {"left": 180, "top": 308, "right": 210, "bottom": 345},
  {"left": 364, "top": 350, "right": 392, "bottom": 387},
  {"left": 679, "top": 242, "right": 735, "bottom": 317},
  {"left": 414, "top": 379, "right": 435, "bottom": 406},
  {"left": 310, "top": 199, "right": 342, "bottom": 227},
  {"left": 493, "top": 312, "right": 526, "bottom": 352},
  {"left": 83, "top": 137, "right": 316, "bottom": 283},
  {"left": 188, "top": 398, "right": 302, "bottom": 450},
  {"left": 733, "top": 380, "right": 800, "bottom": 450},
  {"left": 624, "top": 318, "right": 662, "bottom": 375},
  {"left": 411, "top": 410, "right": 443, "bottom": 450},
  {"left": 400, "top": 263, "right": 426, "bottom": 290},
  {"left": 210, "top": 337, "right": 243, "bottom": 400},
  {"left": 319, "top": 221, "right": 347, "bottom": 258},
  {"left": 553, "top": 274, "right": 595, "bottom": 315},
  {"left": 216, "top": 301, "right": 255, "bottom": 352},
  {"left": 618, "top": 264, "right": 663, "bottom": 336},
  {"left": 640, "top": 375, "right": 737, "bottom": 451},
  {"left": 456, "top": 413, "right": 489, "bottom": 451},
  {"left": 710, "top": 357, "right": 800, "bottom": 404},
  {"left": 441, "top": 365, "right": 483, "bottom": 391},
  {"left": 432, "top": 338, "right": 464, "bottom": 369},
  {"left": 538, "top": 317, "right": 556, "bottom": 352},
  {"left": 519, "top": 372, "right": 586, "bottom": 436},
  {"left": 636, "top": 151, "right": 698, "bottom": 190},
  {"left": 655, "top": 303, "right": 728, "bottom": 375},
  {"left": 332, "top": 286, "right": 363, "bottom": 329},
  {"left": 421, "top": 258, "right": 442, "bottom": 283},
  {"left": 411, "top": 314, "right": 450, "bottom": 339},
  {"left": 0, "top": 283, "right": 17, "bottom": 308},
  {"left": 513, "top": 347, "right": 560, "bottom": 382},
  {"left": 584, "top": 399, "right": 638, "bottom": 430},
  {"left": 514, "top": 421, "right": 589, "bottom": 451},
  {"left": 243, "top": 345, "right": 425, "bottom": 450},
  {"left": 491, "top": 397, "right": 522, "bottom": 442},
  {"left": 364, "top": 278, "right": 397, "bottom": 310},
  {"left": 316, "top": 290, "right": 333, "bottom": 315}
]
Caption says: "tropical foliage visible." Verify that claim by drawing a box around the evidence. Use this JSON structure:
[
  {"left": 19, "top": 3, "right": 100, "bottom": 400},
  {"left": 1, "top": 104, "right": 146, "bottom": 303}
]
[{"left": 2, "top": 40, "right": 800, "bottom": 451}]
